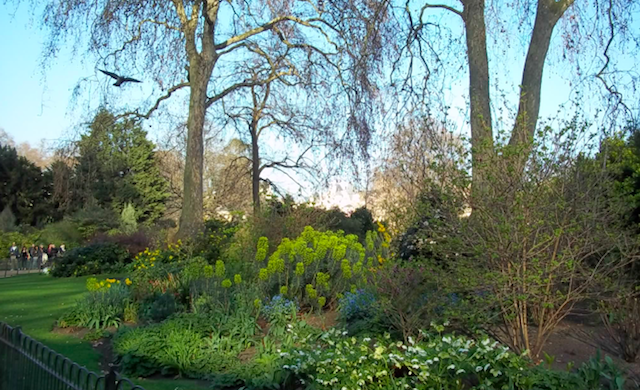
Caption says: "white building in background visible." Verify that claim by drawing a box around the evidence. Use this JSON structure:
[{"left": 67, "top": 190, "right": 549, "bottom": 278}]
[{"left": 313, "top": 180, "right": 364, "bottom": 214}]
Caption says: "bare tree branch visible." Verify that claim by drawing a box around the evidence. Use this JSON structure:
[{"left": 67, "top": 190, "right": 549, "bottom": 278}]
[
  {"left": 420, "top": 3, "right": 463, "bottom": 18},
  {"left": 205, "top": 70, "right": 293, "bottom": 108},
  {"left": 259, "top": 144, "right": 315, "bottom": 174},
  {"left": 116, "top": 82, "right": 190, "bottom": 121}
]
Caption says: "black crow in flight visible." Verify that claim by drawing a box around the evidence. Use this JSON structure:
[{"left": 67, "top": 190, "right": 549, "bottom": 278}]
[{"left": 99, "top": 69, "right": 142, "bottom": 86}]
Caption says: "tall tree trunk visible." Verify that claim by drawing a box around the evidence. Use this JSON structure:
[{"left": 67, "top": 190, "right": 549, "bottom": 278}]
[
  {"left": 463, "top": 0, "right": 493, "bottom": 201},
  {"left": 251, "top": 121, "right": 261, "bottom": 214},
  {"left": 177, "top": 60, "right": 214, "bottom": 239},
  {"left": 509, "top": 0, "right": 572, "bottom": 168}
]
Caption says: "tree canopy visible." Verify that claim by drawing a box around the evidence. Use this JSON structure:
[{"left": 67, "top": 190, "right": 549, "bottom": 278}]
[
  {"left": 34, "top": 0, "right": 372, "bottom": 237},
  {"left": 24, "top": 0, "right": 640, "bottom": 236},
  {"left": 0, "top": 143, "right": 55, "bottom": 228},
  {"left": 71, "top": 109, "right": 170, "bottom": 223}
]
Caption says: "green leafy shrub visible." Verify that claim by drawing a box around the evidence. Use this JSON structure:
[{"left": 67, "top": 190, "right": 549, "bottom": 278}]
[
  {"left": 132, "top": 253, "right": 215, "bottom": 309},
  {"left": 67, "top": 206, "right": 120, "bottom": 240},
  {"left": 140, "top": 292, "right": 180, "bottom": 323},
  {"left": 325, "top": 206, "right": 376, "bottom": 241},
  {"left": 114, "top": 322, "right": 206, "bottom": 377},
  {"left": 0, "top": 231, "right": 39, "bottom": 255},
  {"left": 0, "top": 221, "right": 82, "bottom": 257},
  {"left": 131, "top": 245, "right": 252, "bottom": 316},
  {"left": 113, "top": 312, "right": 259, "bottom": 378},
  {"left": 58, "top": 284, "right": 131, "bottom": 329},
  {"left": 50, "top": 242, "right": 131, "bottom": 277},
  {"left": 412, "top": 124, "right": 640, "bottom": 358},
  {"left": 83, "top": 329, "right": 109, "bottom": 342},
  {"left": 194, "top": 218, "right": 239, "bottom": 263},
  {"left": 371, "top": 262, "right": 465, "bottom": 341},
  {"left": 38, "top": 219, "right": 83, "bottom": 248},
  {"left": 188, "top": 273, "right": 262, "bottom": 319},
  {"left": 124, "top": 301, "right": 139, "bottom": 324},
  {"left": 179, "top": 256, "right": 211, "bottom": 283},
  {"left": 130, "top": 241, "right": 190, "bottom": 273},
  {"left": 119, "top": 203, "right": 138, "bottom": 234},
  {"left": 90, "top": 230, "right": 154, "bottom": 258},
  {"left": 282, "top": 328, "right": 629, "bottom": 390},
  {"left": 254, "top": 226, "right": 390, "bottom": 309},
  {"left": 600, "top": 291, "right": 640, "bottom": 363}
]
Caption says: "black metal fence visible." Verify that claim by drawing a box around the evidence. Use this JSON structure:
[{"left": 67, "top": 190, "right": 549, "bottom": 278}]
[
  {"left": 0, "top": 256, "right": 43, "bottom": 278},
  {"left": 0, "top": 322, "right": 145, "bottom": 390}
]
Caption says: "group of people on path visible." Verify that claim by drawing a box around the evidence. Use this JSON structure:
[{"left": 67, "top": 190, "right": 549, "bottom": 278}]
[{"left": 8, "top": 242, "right": 66, "bottom": 271}]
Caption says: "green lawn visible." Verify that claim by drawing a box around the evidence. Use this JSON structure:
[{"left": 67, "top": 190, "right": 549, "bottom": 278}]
[{"left": 0, "top": 274, "right": 208, "bottom": 390}]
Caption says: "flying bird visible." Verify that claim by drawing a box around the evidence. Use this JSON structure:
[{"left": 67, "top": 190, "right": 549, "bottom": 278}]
[{"left": 99, "top": 69, "right": 142, "bottom": 86}]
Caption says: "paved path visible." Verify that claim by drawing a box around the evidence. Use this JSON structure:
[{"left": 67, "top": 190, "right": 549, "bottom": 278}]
[{"left": 0, "top": 269, "right": 41, "bottom": 278}]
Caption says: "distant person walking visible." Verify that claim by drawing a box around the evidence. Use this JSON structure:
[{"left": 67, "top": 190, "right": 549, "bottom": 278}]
[
  {"left": 36, "top": 244, "right": 43, "bottom": 269},
  {"left": 20, "top": 246, "right": 29, "bottom": 270},
  {"left": 40, "top": 244, "right": 48, "bottom": 267},
  {"left": 48, "top": 244, "right": 58, "bottom": 260},
  {"left": 8, "top": 242, "right": 18, "bottom": 271},
  {"left": 47, "top": 244, "right": 58, "bottom": 268},
  {"left": 59, "top": 243, "right": 66, "bottom": 254},
  {"left": 29, "top": 244, "right": 38, "bottom": 270}
]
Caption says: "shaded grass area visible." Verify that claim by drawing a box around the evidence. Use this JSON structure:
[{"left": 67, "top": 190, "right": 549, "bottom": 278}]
[
  {"left": 0, "top": 274, "right": 208, "bottom": 390},
  {"left": 0, "top": 273, "right": 100, "bottom": 369}
]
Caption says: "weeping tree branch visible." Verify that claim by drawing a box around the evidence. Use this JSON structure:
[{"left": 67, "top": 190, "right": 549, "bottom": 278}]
[
  {"left": 595, "top": 0, "right": 632, "bottom": 117},
  {"left": 105, "top": 18, "right": 181, "bottom": 64},
  {"left": 259, "top": 144, "right": 315, "bottom": 174}
]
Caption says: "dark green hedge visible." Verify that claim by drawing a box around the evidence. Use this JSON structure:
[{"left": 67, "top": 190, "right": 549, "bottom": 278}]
[{"left": 50, "top": 242, "right": 131, "bottom": 277}]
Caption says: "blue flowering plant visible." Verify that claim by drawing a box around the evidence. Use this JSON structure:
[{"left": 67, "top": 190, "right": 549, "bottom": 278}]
[
  {"left": 337, "top": 289, "right": 388, "bottom": 336},
  {"left": 262, "top": 295, "right": 299, "bottom": 336},
  {"left": 339, "top": 289, "right": 378, "bottom": 321}
]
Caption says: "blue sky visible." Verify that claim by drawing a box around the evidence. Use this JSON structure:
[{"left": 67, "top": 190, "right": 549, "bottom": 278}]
[
  {"left": 0, "top": 2, "right": 614, "bottom": 204},
  {"left": 1, "top": 5, "right": 90, "bottom": 145},
  {"left": 0, "top": 4, "right": 170, "bottom": 146},
  {"left": 1, "top": 2, "right": 637, "bottom": 162}
]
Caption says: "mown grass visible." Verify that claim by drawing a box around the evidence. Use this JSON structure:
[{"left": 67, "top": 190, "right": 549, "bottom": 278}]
[{"left": 0, "top": 274, "right": 208, "bottom": 390}]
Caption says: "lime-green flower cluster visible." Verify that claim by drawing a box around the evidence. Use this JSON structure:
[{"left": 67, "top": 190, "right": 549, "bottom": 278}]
[
  {"left": 294, "top": 262, "right": 305, "bottom": 276},
  {"left": 316, "top": 272, "right": 330, "bottom": 289},
  {"left": 214, "top": 260, "right": 226, "bottom": 278},
  {"left": 305, "top": 284, "right": 318, "bottom": 299},
  {"left": 204, "top": 265, "right": 214, "bottom": 278},
  {"left": 255, "top": 236, "right": 268, "bottom": 262},
  {"left": 341, "top": 259, "right": 352, "bottom": 279},
  {"left": 180, "top": 257, "right": 211, "bottom": 281},
  {"left": 254, "top": 226, "right": 387, "bottom": 308}
]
